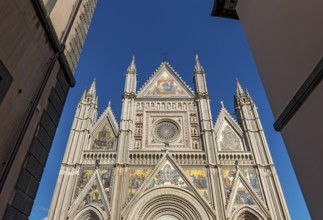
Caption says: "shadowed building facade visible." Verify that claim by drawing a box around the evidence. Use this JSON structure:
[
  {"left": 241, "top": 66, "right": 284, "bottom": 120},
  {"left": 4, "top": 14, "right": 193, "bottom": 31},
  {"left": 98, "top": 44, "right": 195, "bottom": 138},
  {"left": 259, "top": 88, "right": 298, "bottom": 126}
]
[
  {"left": 212, "top": 1, "right": 323, "bottom": 218},
  {"left": 0, "top": 0, "right": 97, "bottom": 218},
  {"left": 49, "top": 57, "right": 290, "bottom": 219}
]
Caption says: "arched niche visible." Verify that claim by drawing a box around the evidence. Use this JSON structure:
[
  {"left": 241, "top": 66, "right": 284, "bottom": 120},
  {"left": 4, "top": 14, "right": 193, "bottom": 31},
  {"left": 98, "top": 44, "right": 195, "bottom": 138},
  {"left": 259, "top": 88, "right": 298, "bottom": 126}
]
[
  {"left": 232, "top": 206, "right": 266, "bottom": 220},
  {"left": 72, "top": 205, "right": 105, "bottom": 220}
]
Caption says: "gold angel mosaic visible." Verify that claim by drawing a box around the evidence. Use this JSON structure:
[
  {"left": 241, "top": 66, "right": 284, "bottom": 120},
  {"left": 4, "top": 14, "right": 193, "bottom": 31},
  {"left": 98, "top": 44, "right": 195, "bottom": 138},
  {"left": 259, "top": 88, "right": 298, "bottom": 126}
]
[
  {"left": 128, "top": 168, "right": 152, "bottom": 201},
  {"left": 185, "top": 169, "right": 209, "bottom": 201},
  {"left": 222, "top": 168, "right": 237, "bottom": 201}
]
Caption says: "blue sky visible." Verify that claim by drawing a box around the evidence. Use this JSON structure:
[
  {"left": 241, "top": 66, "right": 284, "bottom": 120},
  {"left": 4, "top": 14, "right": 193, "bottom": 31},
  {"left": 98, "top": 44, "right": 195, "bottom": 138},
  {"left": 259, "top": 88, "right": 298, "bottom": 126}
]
[{"left": 30, "top": 0, "right": 310, "bottom": 219}]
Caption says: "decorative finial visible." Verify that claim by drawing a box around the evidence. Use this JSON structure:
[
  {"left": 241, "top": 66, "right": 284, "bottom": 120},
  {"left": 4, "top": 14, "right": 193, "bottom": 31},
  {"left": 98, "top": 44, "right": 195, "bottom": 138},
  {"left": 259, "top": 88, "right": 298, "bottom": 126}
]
[
  {"left": 195, "top": 54, "right": 204, "bottom": 73},
  {"left": 236, "top": 78, "right": 245, "bottom": 96},
  {"left": 87, "top": 78, "right": 97, "bottom": 96},
  {"left": 220, "top": 101, "right": 224, "bottom": 108},
  {"left": 82, "top": 89, "right": 87, "bottom": 99},
  {"left": 246, "top": 88, "right": 250, "bottom": 96},
  {"left": 127, "top": 55, "right": 136, "bottom": 72},
  {"left": 108, "top": 101, "right": 111, "bottom": 108}
]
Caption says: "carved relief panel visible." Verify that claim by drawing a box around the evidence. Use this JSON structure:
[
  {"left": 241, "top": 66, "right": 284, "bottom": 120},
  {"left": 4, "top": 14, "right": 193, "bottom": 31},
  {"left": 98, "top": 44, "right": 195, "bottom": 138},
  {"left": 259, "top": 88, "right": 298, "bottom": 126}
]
[
  {"left": 146, "top": 113, "right": 187, "bottom": 148},
  {"left": 133, "top": 101, "right": 200, "bottom": 150}
]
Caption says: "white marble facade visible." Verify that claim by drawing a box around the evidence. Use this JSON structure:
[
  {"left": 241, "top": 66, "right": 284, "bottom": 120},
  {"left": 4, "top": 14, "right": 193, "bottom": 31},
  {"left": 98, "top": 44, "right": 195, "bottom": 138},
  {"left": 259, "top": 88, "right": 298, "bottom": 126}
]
[{"left": 48, "top": 57, "right": 290, "bottom": 220}]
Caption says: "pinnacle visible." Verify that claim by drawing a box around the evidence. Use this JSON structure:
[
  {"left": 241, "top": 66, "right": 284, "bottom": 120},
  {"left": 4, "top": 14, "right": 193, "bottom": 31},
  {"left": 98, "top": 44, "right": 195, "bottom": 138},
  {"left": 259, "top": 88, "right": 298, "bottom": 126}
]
[
  {"left": 82, "top": 89, "right": 87, "bottom": 99},
  {"left": 87, "top": 78, "right": 97, "bottom": 97},
  {"left": 127, "top": 55, "right": 136, "bottom": 73},
  {"left": 220, "top": 100, "right": 225, "bottom": 108},
  {"left": 235, "top": 78, "right": 245, "bottom": 96},
  {"left": 194, "top": 54, "right": 204, "bottom": 73}
]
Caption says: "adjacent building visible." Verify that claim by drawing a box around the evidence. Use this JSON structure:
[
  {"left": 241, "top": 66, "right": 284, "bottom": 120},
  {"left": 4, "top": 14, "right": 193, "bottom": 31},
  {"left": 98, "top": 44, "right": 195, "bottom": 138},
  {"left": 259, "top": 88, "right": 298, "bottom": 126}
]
[
  {"left": 49, "top": 57, "right": 290, "bottom": 219},
  {"left": 0, "top": 0, "right": 97, "bottom": 218},
  {"left": 212, "top": 1, "right": 323, "bottom": 219}
]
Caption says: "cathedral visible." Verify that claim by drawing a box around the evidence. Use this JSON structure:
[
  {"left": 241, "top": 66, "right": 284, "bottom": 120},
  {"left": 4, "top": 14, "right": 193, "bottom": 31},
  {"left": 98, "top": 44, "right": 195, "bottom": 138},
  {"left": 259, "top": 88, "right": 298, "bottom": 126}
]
[{"left": 48, "top": 56, "right": 290, "bottom": 220}]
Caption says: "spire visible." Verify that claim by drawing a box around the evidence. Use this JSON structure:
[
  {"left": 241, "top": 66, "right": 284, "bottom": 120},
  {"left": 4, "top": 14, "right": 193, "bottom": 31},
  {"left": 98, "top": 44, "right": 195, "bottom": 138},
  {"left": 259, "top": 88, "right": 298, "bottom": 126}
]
[
  {"left": 82, "top": 89, "right": 87, "bottom": 99},
  {"left": 236, "top": 79, "right": 245, "bottom": 96},
  {"left": 194, "top": 54, "right": 204, "bottom": 73},
  {"left": 127, "top": 55, "right": 136, "bottom": 73},
  {"left": 87, "top": 78, "right": 96, "bottom": 97},
  {"left": 108, "top": 101, "right": 111, "bottom": 108},
  {"left": 245, "top": 88, "right": 254, "bottom": 103}
]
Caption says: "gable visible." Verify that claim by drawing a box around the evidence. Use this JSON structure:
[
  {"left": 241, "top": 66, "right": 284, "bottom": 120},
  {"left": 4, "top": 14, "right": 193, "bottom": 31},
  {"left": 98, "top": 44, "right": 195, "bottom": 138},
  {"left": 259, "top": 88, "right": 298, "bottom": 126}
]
[
  {"left": 218, "top": 120, "right": 243, "bottom": 151},
  {"left": 225, "top": 170, "right": 269, "bottom": 218},
  {"left": 90, "top": 117, "right": 117, "bottom": 150},
  {"left": 221, "top": 167, "right": 265, "bottom": 207},
  {"left": 69, "top": 169, "right": 113, "bottom": 218},
  {"left": 75, "top": 168, "right": 113, "bottom": 204},
  {"left": 137, "top": 62, "right": 194, "bottom": 98},
  {"left": 214, "top": 106, "right": 244, "bottom": 151}
]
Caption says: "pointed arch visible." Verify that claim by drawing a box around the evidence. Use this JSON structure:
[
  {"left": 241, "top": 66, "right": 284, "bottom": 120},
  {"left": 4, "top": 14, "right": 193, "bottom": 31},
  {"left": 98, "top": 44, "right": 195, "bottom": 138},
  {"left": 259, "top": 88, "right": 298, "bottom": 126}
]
[
  {"left": 73, "top": 205, "right": 106, "bottom": 220},
  {"left": 231, "top": 206, "right": 266, "bottom": 220}
]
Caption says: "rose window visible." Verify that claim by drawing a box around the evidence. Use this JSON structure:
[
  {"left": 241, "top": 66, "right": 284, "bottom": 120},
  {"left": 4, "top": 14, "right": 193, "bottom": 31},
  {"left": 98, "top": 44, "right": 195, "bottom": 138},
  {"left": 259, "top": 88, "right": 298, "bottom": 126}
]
[{"left": 154, "top": 121, "right": 179, "bottom": 142}]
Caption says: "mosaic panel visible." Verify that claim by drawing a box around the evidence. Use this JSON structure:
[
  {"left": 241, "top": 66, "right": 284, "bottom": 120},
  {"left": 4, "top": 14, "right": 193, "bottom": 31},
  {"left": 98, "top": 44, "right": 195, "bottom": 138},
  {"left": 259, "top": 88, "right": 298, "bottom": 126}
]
[
  {"left": 222, "top": 168, "right": 237, "bottom": 201},
  {"left": 149, "top": 161, "right": 187, "bottom": 189},
  {"left": 79, "top": 179, "right": 106, "bottom": 210},
  {"left": 145, "top": 71, "right": 187, "bottom": 97},
  {"left": 185, "top": 169, "right": 209, "bottom": 201},
  {"left": 241, "top": 167, "right": 263, "bottom": 200},
  {"left": 92, "top": 120, "right": 115, "bottom": 150},
  {"left": 128, "top": 168, "right": 152, "bottom": 201},
  {"left": 234, "top": 182, "right": 255, "bottom": 205},
  {"left": 75, "top": 168, "right": 113, "bottom": 203},
  {"left": 218, "top": 121, "right": 243, "bottom": 151}
]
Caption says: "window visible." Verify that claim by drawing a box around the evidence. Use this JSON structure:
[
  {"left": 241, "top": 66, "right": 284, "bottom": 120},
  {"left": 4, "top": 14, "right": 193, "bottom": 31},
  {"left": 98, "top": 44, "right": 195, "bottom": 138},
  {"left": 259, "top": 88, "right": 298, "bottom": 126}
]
[{"left": 0, "top": 60, "right": 13, "bottom": 104}]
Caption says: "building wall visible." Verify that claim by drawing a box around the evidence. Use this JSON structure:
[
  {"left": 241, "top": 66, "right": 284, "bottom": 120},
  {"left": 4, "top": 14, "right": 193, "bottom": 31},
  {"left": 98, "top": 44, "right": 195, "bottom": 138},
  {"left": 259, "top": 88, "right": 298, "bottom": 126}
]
[
  {"left": 236, "top": 1, "right": 323, "bottom": 219},
  {"left": 48, "top": 0, "right": 78, "bottom": 39},
  {"left": 0, "top": 0, "right": 97, "bottom": 218},
  {"left": 0, "top": 0, "right": 55, "bottom": 178}
]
